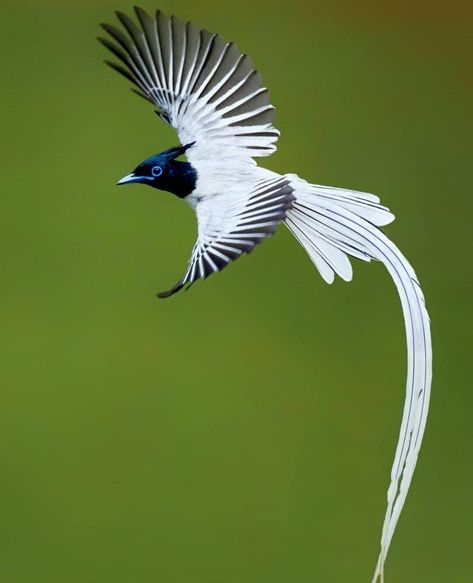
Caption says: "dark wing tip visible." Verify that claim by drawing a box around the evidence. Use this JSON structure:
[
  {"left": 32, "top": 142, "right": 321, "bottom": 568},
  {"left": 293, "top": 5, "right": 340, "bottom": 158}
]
[
  {"left": 133, "top": 5, "right": 147, "bottom": 15},
  {"left": 116, "top": 9, "right": 137, "bottom": 27},
  {"left": 101, "top": 21, "right": 116, "bottom": 34},
  {"left": 157, "top": 280, "right": 186, "bottom": 299},
  {"left": 155, "top": 9, "right": 167, "bottom": 23},
  {"left": 132, "top": 88, "right": 153, "bottom": 102},
  {"left": 156, "top": 291, "right": 173, "bottom": 299},
  {"left": 100, "top": 22, "right": 125, "bottom": 46},
  {"left": 103, "top": 59, "right": 136, "bottom": 85},
  {"left": 134, "top": 6, "right": 153, "bottom": 26}
]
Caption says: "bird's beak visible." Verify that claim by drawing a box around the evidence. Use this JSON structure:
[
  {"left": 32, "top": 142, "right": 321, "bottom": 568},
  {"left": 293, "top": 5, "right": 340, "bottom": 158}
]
[{"left": 117, "top": 173, "right": 141, "bottom": 185}]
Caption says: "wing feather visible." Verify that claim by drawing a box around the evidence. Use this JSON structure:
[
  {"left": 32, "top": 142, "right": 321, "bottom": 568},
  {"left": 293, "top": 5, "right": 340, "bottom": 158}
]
[
  {"left": 100, "top": 8, "right": 279, "bottom": 163},
  {"left": 158, "top": 177, "right": 294, "bottom": 298}
]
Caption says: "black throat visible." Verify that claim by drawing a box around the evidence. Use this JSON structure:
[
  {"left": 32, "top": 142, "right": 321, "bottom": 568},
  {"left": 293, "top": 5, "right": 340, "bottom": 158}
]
[{"left": 164, "top": 160, "right": 197, "bottom": 199}]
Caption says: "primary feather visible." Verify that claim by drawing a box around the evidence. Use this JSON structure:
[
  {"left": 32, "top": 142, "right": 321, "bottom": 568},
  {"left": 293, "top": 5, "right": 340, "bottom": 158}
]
[
  {"left": 99, "top": 8, "right": 432, "bottom": 582},
  {"left": 99, "top": 7, "right": 279, "bottom": 164},
  {"left": 158, "top": 176, "right": 295, "bottom": 297}
]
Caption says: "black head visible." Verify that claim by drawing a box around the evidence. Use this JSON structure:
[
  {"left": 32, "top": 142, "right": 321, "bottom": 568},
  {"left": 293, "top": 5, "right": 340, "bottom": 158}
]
[{"left": 117, "top": 143, "right": 197, "bottom": 198}]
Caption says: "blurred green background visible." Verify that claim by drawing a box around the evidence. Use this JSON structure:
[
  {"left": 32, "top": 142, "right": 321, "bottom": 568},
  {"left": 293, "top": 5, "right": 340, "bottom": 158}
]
[{"left": 1, "top": 1, "right": 471, "bottom": 581}]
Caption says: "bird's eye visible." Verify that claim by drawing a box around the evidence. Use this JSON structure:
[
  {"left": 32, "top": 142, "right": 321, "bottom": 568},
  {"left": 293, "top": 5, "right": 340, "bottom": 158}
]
[{"left": 151, "top": 165, "right": 163, "bottom": 177}]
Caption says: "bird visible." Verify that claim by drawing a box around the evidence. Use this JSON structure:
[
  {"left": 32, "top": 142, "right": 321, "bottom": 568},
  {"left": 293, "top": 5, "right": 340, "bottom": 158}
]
[{"left": 98, "top": 7, "right": 432, "bottom": 582}]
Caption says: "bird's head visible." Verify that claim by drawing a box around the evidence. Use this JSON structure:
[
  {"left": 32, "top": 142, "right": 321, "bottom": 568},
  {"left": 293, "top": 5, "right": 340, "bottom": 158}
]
[{"left": 117, "top": 143, "right": 197, "bottom": 198}]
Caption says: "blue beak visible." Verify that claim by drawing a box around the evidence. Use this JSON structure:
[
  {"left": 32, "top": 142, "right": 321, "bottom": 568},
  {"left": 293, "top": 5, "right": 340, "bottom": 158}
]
[{"left": 117, "top": 173, "right": 142, "bottom": 185}]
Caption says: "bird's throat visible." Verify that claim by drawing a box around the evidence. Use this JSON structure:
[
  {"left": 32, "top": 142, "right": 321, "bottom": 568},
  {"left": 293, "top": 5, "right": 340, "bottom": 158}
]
[{"left": 166, "top": 161, "right": 198, "bottom": 198}]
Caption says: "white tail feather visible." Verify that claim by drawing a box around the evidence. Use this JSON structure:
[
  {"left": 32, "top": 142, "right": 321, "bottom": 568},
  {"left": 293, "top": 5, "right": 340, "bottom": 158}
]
[{"left": 286, "top": 180, "right": 432, "bottom": 582}]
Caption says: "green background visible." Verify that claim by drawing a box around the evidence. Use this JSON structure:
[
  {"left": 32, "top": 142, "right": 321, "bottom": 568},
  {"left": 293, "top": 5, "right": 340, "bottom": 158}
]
[{"left": 1, "top": 1, "right": 471, "bottom": 581}]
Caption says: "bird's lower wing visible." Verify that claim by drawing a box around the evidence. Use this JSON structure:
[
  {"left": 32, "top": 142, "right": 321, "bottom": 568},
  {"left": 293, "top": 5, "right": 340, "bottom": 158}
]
[
  {"left": 158, "top": 176, "right": 294, "bottom": 298},
  {"left": 285, "top": 179, "right": 432, "bottom": 583}
]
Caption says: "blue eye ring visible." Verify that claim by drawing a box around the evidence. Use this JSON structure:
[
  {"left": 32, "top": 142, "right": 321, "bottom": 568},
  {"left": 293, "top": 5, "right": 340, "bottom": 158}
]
[{"left": 151, "top": 165, "right": 163, "bottom": 177}]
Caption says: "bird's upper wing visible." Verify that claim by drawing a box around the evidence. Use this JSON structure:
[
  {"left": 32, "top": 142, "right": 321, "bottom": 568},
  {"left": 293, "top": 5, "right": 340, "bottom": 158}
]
[
  {"left": 158, "top": 176, "right": 294, "bottom": 298},
  {"left": 99, "top": 8, "right": 279, "bottom": 165}
]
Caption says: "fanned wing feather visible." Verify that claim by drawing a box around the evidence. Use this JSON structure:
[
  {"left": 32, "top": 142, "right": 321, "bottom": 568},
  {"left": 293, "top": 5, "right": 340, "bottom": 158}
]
[
  {"left": 99, "top": 8, "right": 279, "bottom": 163},
  {"left": 286, "top": 180, "right": 431, "bottom": 583},
  {"left": 158, "top": 177, "right": 294, "bottom": 298}
]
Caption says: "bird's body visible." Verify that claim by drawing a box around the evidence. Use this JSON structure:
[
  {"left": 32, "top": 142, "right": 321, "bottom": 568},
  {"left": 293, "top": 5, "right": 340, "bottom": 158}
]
[{"left": 99, "top": 8, "right": 432, "bottom": 581}]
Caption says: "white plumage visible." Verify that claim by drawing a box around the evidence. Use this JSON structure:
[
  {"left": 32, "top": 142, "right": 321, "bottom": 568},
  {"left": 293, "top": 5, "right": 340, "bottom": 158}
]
[{"left": 100, "top": 8, "right": 432, "bottom": 582}]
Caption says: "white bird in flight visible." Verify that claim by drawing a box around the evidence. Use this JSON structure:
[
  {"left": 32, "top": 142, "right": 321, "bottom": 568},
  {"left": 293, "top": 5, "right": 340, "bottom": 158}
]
[{"left": 99, "top": 7, "right": 432, "bottom": 581}]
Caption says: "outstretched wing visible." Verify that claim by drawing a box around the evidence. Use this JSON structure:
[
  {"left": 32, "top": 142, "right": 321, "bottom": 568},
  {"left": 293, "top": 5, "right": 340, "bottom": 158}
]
[
  {"left": 158, "top": 177, "right": 294, "bottom": 298},
  {"left": 99, "top": 7, "right": 279, "bottom": 164}
]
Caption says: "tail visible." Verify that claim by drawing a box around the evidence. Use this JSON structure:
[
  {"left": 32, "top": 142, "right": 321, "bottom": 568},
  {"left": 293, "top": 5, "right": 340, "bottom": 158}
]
[{"left": 285, "top": 178, "right": 432, "bottom": 582}]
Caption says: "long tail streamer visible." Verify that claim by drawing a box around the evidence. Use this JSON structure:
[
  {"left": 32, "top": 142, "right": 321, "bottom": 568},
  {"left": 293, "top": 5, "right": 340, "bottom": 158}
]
[{"left": 286, "top": 181, "right": 432, "bottom": 582}]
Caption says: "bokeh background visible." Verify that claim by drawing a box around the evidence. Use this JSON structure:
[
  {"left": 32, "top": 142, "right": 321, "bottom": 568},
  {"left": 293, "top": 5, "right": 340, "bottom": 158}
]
[{"left": 1, "top": 1, "right": 472, "bottom": 581}]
